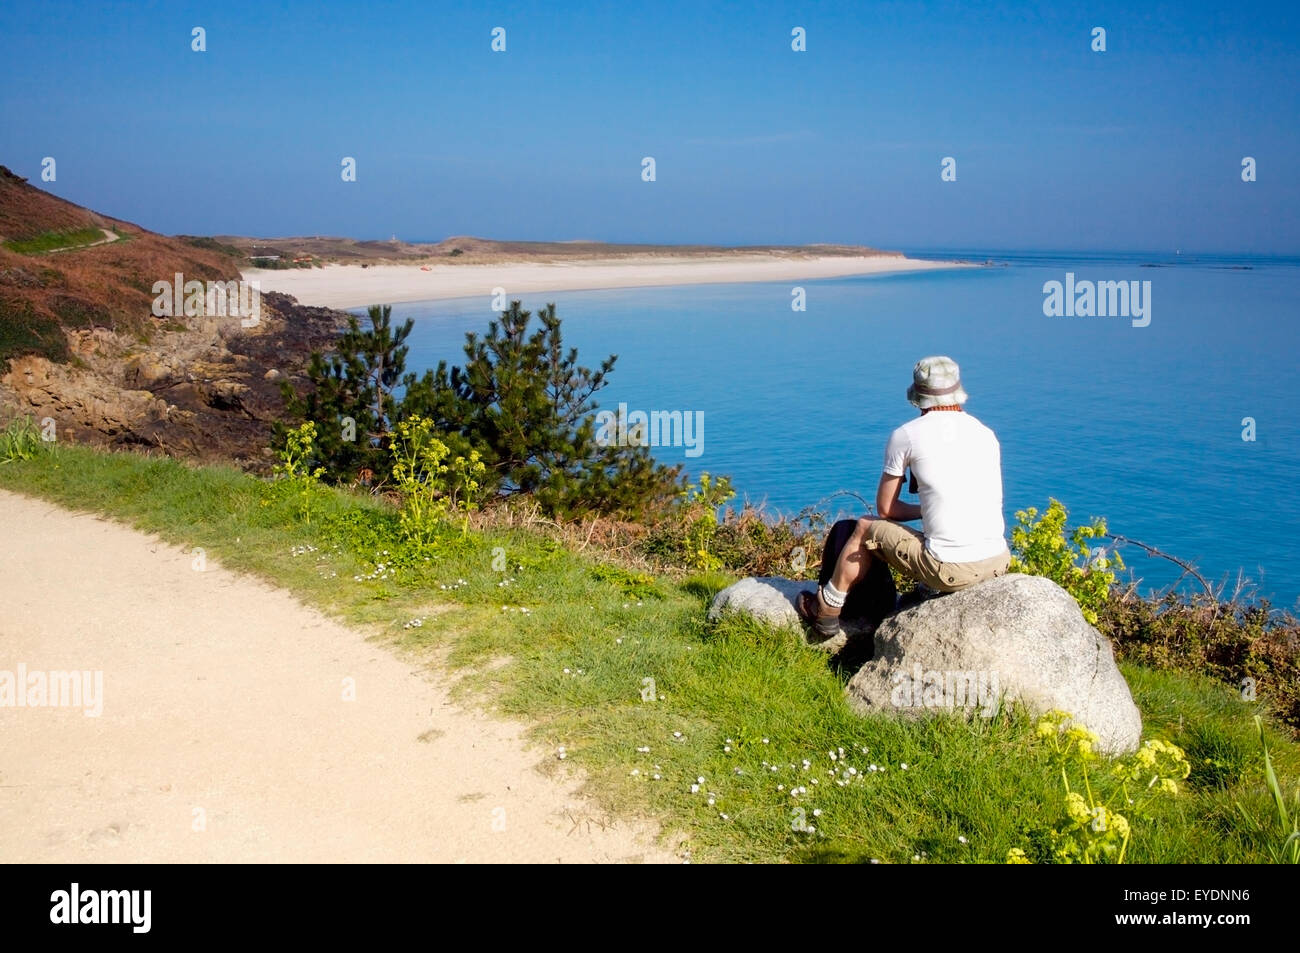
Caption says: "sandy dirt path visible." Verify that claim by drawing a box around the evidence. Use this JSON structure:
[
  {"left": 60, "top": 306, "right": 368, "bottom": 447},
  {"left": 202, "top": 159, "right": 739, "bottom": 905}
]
[{"left": 0, "top": 490, "right": 671, "bottom": 863}]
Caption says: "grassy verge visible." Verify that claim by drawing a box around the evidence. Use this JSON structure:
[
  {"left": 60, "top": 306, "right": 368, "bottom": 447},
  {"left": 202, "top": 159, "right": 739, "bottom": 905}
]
[
  {"left": 2, "top": 226, "right": 110, "bottom": 255},
  {"left": 1, "top": 441, "right": 1296, "bottom": 863}
]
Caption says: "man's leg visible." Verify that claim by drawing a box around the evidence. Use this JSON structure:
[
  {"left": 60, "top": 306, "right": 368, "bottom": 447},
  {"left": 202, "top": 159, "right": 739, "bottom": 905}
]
[
  {"left": 812, "top": 518, "right": 867, "bottom": 617},
  {"left": 928, "top": 549, "right": 1012, "bottom": 592},
  {"left": 863, "top": 518, "right": 957, "bottom": 594},
  {"left": 817, "top": 517, "right": 895, "bottom": 621},
  {"left": 825, "top": 517, "right": 873, "bottom": 607},
  {"left": 842, "top": 543, "right": 898, "bottom": 625},
  {"left": 816, "top": 519, "right": 858, "bottom": 605},
  {"left": 799, "top": 518, "right": 899, "bottom": 637}
]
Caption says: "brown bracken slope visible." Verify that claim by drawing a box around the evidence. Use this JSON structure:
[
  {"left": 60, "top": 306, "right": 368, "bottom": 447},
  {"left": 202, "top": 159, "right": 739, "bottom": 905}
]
[{"left": 0, "top": 166, "right": 345, "bottom": 466}]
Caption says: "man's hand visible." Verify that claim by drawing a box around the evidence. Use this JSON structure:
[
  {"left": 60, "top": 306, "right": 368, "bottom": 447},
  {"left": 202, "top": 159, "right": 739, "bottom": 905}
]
[{"left": 876, "top": 472, "right": 922, "bottom": 522}]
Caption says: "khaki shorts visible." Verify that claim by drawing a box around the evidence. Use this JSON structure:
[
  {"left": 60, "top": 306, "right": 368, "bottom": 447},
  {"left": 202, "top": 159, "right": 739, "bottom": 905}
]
[{"left": 864, "top": 519, "right": 1010, "bottom": 593}]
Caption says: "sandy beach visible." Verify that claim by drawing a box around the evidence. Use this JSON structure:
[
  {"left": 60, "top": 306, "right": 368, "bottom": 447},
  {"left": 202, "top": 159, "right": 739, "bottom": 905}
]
[{"left": 244, "top": 254, "right": 965, "bottom": 310}]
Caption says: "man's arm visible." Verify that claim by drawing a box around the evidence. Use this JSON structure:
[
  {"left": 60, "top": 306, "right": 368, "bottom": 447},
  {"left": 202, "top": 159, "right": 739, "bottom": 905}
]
[{"left": 876, "top": 472, "right": 922, "bottom": 522}]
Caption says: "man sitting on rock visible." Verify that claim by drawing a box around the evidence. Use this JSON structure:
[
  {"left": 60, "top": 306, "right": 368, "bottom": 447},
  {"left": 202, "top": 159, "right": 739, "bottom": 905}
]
[{"left": 797, "top": 355, "right": 1011, "bottom": 640}]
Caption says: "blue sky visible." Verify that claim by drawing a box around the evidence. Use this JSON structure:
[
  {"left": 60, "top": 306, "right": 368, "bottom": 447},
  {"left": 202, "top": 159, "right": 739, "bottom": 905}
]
[{"left": 2, "top": 0, "right": 1297, "bottom": 252}]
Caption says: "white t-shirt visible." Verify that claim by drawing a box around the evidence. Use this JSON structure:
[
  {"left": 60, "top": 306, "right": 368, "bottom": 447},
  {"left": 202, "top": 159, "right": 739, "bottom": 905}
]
[{"left": 882, "top": 411, "right": 1008, "bottom": 563}]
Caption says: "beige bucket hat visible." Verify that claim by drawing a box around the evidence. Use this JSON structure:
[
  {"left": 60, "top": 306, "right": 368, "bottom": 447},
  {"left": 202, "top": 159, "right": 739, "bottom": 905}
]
[{"left": 907, "top": 355, "right": 969, "bottom": 409}]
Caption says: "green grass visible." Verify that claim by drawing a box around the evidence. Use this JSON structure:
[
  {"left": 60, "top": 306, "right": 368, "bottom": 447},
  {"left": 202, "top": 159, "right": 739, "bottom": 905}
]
[
  {"left": 2, "top": 226, "right": 109, "bottom": 255},
  {"left": 1, "top": 440, "right": 1297, "bottom": 863}
]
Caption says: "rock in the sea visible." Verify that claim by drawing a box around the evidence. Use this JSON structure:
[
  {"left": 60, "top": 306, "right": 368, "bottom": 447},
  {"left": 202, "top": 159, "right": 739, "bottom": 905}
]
[
  {"left": 844, "top": 573, "right": 1141, "bottom": 754},
  {"left": 707, "top": 576, "right": 874, "bottom": 655}
]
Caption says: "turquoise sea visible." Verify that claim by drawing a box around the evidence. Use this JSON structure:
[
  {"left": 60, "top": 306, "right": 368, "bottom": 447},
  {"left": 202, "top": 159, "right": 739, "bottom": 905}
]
[{"left": 373, "top": 250, "right": 1300, "bottom": 608}]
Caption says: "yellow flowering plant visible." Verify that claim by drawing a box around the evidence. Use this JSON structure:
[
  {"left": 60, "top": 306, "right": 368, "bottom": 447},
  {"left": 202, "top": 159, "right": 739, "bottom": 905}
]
[
  {"left": 1010, "top": 710, "right": 1189, "bottom": 864},
  {"left": 269, "top": 421, "right": 327, "bottom": 524},
  {"left": 388, "top": 415, "right": 487, "bottom": 545},
  {"left": 447, "top": 448, "right": 487, "bottom": 536},
  {"left": 1009, "top": 499, "right": 1122, "bottom": 625},
  {"left": 677, "top": 472, "right": 735, "bottom": 572}
]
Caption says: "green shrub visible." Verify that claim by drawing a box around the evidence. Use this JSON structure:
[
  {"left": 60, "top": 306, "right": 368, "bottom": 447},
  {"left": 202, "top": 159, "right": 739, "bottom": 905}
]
[
  {"left": 401, "top": 301, "right": 680, "bottom": 518},
  {"left": 1009, "top": 499, "right": 1120, "bottom": 624},
  {"left": 278, "top": 303, "right": 409, "bottom": 481},
  {"left": 712, "top": 506, "right": 820, "bottom": 578},
  {"left": 674, "top": 473, "right": 734, "bottom": 572},
  {"left": 641, "top": 498, "right": 825, "bottom": 578},
  {"left": 283, "top": 301, "right": 680, "bottom": 519},
  {"left": 179, "top": 236, "right": 244, "bottom": 259},
  {"left": 1102, "top": 592, "right": 1300, "bottom": 733}
]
